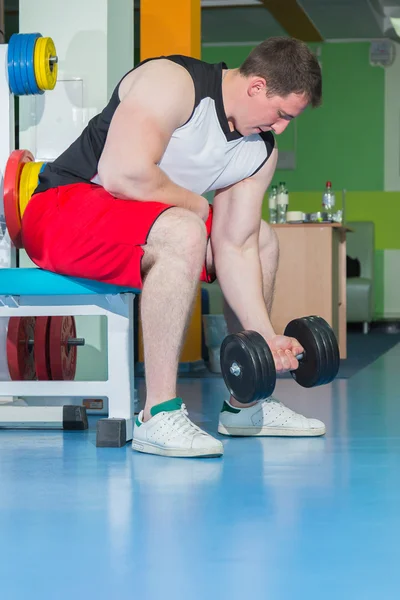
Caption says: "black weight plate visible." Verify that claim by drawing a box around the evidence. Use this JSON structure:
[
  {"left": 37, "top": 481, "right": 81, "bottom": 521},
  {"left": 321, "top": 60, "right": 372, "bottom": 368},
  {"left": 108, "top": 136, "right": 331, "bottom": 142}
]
[
  {"left": 242, "top": 331, "right": 276, "bottom": 399},
  {"left": 240, "top": 332, "right": 267, "bottom": 402},
  {"left": 305, "top": 316, "right": 335, "bottom": 385},
  {"left": 315, "top": 317, "right": 340, "bottom": 378},
  {"left": 284, "top": 318, "right": 324, "bottom": 388},
  {"left": 308, "top": 316, "right": 340, "bottom": 383},
  {"left": 301, "top": 317, "right": 331, "bottom": 386},
  {"left": 220, "top": 331, "right": 264, "bottom": 404}
]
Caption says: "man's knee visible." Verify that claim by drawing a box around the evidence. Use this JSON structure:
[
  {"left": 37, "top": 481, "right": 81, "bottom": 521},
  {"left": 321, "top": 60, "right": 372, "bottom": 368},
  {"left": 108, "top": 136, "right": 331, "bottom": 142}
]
[{"left": 145, "top": 207, "right": 207, "bottom": 266}]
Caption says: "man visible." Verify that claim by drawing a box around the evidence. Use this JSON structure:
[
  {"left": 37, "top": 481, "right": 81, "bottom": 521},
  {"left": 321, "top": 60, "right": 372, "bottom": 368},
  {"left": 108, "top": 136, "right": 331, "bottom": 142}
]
[{"left": 21, "top": 36, "right": 324, "bottom": 459}]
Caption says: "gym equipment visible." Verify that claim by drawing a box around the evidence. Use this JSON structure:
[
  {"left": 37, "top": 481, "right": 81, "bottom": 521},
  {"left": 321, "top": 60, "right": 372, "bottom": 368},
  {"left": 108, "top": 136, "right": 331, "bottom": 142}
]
[
  {"left": 34, "top": 37, "right": 58, "bottom": 91},
  {"left": 220, "top": 331, "right": 275, "bottom": 404},
  {"left": 25, "top": 33, "right": 43, "bottom": 95},
  {"left": 5, "top": 315, "right": 84, "bottom": 381},
  {"left": 0, "top": 268, "right": 139, "bottom": 444},
  {"left": 220, "top": 316, "right": 340, "bottom": 404},
  {"left": 34, "top": 317, "right": 52, "bottom": 380},
  {"left": 0, "top": 32, "right": 137, "bottom": 444},
  {"left": 4, "top": 149, "right": 34, "bottom": 249},
  {"left": 3, "top": 150, "right": 46, "bottom": 248},
  {"left": 6, "top": 316, "right": 37, "bottom": 381},
  {"left": 19, "top": 161, "right": 45, "bottom": 217},
  {"left": 7, "top": 33, "right": 58, "bottom": 96},
  {"left": 284, "top": 316, "right": 340, "bottom": 388},
  {"left": 48, "top": 316, "right": 83, "bottom": 380}
]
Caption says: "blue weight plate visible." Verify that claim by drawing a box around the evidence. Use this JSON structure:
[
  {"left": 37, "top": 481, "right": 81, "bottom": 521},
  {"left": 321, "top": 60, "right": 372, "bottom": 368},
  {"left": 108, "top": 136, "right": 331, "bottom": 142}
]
[
  {"left": 26, "top": 33, "right": 43, "bottom": 96},
  {"left": 12, "top": 34, "right": 26, "bottom": 96},
  {"left": 19, "top": 33, "right": 31, "bottom": 95},
  {"left": 7, "top": 34, "right": 20, "bottom": 95}
]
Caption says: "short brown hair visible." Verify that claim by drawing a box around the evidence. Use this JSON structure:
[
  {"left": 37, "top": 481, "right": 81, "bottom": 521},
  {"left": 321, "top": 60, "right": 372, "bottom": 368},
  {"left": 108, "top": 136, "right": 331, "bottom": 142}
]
[{"left": 239, "top": 37, "right": 322, "bottom": 108}]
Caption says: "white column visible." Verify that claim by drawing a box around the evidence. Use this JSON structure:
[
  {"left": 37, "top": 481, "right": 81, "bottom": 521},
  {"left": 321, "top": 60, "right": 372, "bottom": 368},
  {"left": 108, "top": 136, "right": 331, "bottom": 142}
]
[{"left": 17, "top": 0, "right": 134, "bottom": 383}]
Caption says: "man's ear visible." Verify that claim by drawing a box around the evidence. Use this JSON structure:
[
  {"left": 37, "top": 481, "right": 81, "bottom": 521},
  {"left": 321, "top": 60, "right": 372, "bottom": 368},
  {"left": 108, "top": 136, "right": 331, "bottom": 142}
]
[{"left": 247, "top": 76, "right": 267, "bottom": 97}]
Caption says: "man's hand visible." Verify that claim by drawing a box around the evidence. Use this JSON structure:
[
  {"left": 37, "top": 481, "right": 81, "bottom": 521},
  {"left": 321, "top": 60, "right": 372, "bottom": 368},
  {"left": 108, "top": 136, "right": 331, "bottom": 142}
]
[
  {"left": 266, "top": 334, "right": 304, "bottom": 373},
  {"left": 198, "top": 198, "right": 211, "bottom": 222}
]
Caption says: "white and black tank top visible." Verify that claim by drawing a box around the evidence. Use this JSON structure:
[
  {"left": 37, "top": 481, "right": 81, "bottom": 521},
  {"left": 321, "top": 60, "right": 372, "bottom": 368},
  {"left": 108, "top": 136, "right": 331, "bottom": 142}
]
[{"left": 35, "top": 55, "right": 275, "bottom": 197}]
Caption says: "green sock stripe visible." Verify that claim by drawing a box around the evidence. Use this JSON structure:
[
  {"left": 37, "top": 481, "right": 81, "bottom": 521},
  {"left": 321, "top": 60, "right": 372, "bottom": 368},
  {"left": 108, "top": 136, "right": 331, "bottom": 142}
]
[
  {"left": 221, "top": 400, "right": 241, "bottom": 414},
  {"left": 150, "top": 397, "right": 183, "bottom": 417}
]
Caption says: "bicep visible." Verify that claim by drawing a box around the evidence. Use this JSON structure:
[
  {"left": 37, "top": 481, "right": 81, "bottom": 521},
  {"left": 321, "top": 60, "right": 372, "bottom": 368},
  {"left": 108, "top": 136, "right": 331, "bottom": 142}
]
[
  {"left": 212, "top": 147, "right": 278, "bottom": 249},
  {"left": 98, "top": 61, "right": 194, "bottom": 187}
]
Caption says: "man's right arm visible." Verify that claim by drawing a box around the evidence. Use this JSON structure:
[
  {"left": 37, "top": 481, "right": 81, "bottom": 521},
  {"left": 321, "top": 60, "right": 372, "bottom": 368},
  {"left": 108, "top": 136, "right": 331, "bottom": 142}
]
[{"left": 98, "top": 60, "right": 209, "bottom": 221}]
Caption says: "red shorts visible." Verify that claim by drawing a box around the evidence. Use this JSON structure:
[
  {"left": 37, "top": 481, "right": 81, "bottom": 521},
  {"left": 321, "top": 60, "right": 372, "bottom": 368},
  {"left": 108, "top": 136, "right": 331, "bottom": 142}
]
[{"left": 21, "top": 183, "right": 214, "bottom": 290}]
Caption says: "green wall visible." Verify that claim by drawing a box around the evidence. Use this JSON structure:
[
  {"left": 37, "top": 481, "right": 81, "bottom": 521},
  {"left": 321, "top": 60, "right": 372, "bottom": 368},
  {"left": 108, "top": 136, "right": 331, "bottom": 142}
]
[{"left": 202, "top": 42, "right": 385, "bottom": 192}]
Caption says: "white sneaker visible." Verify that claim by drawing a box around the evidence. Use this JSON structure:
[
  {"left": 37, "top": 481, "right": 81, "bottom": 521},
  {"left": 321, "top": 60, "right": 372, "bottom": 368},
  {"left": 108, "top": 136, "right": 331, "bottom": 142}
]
[
  {"left": 132, "top": 397, "right": 224, "bottom": 458},
  {"left": 218, "top": 397, "right": 326, "bottom": 437}
]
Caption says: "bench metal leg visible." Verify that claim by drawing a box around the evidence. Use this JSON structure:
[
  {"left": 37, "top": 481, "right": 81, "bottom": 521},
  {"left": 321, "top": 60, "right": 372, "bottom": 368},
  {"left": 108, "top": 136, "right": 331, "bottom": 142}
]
[
  {"left": 96, "top": 293, "right": 136, "bottom": 447},
  {"left": 0, "top": 405, "right": 88, "bottom": 429}
]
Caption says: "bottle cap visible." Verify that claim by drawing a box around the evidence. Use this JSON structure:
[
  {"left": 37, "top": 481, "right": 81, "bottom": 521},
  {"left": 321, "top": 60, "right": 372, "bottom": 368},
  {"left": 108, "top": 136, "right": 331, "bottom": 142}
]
[{"left": 326, "top": 181, "right": 332, "bottom": 187}]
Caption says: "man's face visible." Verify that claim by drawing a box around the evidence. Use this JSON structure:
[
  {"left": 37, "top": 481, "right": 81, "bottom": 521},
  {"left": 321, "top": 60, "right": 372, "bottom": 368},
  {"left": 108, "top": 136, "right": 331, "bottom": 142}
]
[{"left": 237, "top": 77, "right": 309, "bottom": 137}]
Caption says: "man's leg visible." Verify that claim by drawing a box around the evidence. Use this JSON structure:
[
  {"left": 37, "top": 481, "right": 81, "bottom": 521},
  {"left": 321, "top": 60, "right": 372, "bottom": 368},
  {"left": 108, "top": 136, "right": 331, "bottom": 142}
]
[
  {"left": 133, "top": 207, "right": 224, "bottom": 457},
  {"left": 22, "top": 187, "right": 223, "bottom": 456},
  {"left": 140, "top": 207, "right": 207, "bottom": 419},
  {"left": 204, "top": 220, "right": 326, "bottom": 437}
]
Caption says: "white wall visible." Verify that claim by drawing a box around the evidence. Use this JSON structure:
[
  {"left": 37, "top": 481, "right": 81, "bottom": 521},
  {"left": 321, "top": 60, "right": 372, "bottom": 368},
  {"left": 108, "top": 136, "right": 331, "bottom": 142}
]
[
  {"left": 19, "top": 0, "right": 134, "bottom": 154},
  {"left": 384, "top": 40, "right": 400, "bottom": 191}
]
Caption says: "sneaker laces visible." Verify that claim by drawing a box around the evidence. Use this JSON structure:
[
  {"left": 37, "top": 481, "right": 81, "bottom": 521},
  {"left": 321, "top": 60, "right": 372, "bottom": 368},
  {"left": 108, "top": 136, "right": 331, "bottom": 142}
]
[
  {"left": 167, "top": 404, "right": 204, "bottom": 436},
  {"left": 265, "top": 396, "right": 296, "bottom": 415}
]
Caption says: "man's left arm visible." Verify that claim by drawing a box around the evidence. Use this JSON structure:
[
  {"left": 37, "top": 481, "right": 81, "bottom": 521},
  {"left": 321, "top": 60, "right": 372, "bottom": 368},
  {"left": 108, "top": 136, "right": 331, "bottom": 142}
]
[
  {"left": 211, "top": 148, "right": 304, "bottom": 371},
  {"left": 211, "top": 148, "right": 278, "bottom": 342}
]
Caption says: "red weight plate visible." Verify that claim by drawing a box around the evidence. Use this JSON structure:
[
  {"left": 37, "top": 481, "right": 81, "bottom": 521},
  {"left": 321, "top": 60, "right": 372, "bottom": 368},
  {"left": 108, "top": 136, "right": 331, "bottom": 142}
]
[
  {"left": 34, "top": 316, "right": 52, "bottom": 380},
  {"left": 4, "top": 149, "right": 34, "bottom": 249},
  {"left": 6, "top": 316, "right": 37, "bottom": 380},
  {"left": 49, "top": 316, "right": 77, "bottom": 380}
]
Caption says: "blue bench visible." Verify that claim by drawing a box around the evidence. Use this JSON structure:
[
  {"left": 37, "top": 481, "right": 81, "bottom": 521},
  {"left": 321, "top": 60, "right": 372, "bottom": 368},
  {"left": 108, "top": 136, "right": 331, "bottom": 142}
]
[
  {"left": 0, "top": 267, "right": 139, "bottom": 447},
  {"left": 0, "top": 268, "right": 140, "bottom": 296}
]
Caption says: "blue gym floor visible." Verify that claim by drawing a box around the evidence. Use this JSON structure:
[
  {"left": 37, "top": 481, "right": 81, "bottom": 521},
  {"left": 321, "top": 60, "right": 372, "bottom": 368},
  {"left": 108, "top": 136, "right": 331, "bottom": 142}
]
[{"left": 1, "top": 339, "right": 400, "bottom": 599}]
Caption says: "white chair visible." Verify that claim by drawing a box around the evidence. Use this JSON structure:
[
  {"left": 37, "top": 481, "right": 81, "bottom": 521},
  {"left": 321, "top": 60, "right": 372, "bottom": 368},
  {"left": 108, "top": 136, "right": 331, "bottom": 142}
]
[{"left": 0, "top": 268, "right": 139, "bottom": 446}]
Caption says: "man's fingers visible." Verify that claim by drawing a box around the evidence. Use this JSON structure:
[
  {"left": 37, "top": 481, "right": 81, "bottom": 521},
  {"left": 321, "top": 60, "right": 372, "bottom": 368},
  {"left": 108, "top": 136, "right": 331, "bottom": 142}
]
[{"left": 273, "top": 349, "right": 299, "bottom": 372}]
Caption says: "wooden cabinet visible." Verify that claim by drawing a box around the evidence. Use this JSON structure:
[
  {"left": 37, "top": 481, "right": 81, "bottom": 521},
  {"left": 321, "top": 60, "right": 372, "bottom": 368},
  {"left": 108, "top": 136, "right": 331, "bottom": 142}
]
[{"left": 270, "top": 223, "right": 348, "bottom": 358}]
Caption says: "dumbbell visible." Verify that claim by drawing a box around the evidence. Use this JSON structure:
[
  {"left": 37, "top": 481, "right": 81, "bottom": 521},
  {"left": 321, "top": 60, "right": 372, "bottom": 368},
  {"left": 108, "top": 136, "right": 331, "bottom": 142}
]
[{"left": 220, "top": 316, "right": 340, "bottom": 404}]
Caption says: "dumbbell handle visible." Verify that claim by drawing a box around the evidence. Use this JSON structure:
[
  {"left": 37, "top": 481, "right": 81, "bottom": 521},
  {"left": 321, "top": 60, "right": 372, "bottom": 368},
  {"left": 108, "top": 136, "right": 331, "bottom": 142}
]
[
  {"left": 230, "top": 350, "right": 305, "bottom": 377},
  {"left": 27, "top": 337, "right": 85, "bottom": 347}
]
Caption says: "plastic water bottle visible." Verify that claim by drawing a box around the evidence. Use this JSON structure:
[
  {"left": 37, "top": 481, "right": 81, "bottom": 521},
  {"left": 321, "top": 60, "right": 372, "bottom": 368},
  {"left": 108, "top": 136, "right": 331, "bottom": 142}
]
[
  {"left": 277, "top": 181, "right": 289, "bottom": 223},
  {"left": 268, "top": 185, "right": 278, "bottom": 224},
  {"left": 322, "top": 181, "right": 335, "bottom": 220}
]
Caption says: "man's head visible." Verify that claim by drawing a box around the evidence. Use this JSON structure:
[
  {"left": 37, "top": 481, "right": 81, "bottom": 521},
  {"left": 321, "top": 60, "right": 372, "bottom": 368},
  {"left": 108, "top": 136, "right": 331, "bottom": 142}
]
[{"left": 227, "top": 37, "right": 322, "bottom": 137}]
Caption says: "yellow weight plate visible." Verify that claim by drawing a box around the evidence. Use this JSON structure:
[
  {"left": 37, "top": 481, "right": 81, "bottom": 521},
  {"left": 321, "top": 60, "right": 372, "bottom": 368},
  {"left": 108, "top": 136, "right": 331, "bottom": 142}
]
[
  {"left": 34, "top": 37, "right": 58, "bottom": 91},
  {"left": 19, "top": 162, "right": 44, "bottom": 217},
  {"left": 27, "top": 162, "right": 44, "bottom": 203},
  {"left": 19, "top": 163, "right": 33, "bottom": 217}
]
